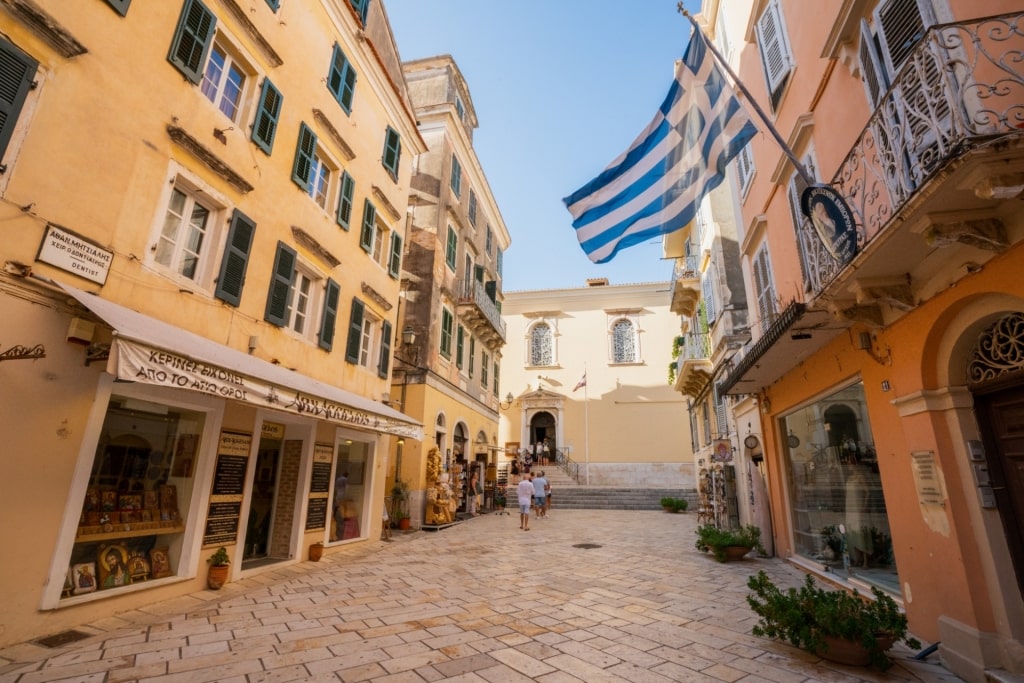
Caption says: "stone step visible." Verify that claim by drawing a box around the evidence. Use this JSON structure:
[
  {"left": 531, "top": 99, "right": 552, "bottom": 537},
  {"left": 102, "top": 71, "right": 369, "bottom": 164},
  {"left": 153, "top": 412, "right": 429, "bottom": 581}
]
[{"left": 547, "top": 488, "right": 698, "bottom": 511}]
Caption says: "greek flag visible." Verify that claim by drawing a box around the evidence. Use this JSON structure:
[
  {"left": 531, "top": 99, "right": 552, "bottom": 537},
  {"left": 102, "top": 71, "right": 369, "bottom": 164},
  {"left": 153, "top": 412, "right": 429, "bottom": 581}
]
[{"left": 563, "top": 29, "right": 756, "bottom": 264}]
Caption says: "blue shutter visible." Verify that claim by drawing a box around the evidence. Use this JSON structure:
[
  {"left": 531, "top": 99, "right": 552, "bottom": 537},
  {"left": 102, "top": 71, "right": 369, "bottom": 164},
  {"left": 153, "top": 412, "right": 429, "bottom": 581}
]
[
  {"left": 168, "top": 0, "right": 216, "bottom": 85},
  {"left": 264, "top": 0, "right": 280, "bottom": 10},
  {"left": 0, "top": 39, "right": 37, "bottom": 163},
  {"left": 251, "top": 78, "right": 282, "bottom": 154},
  {"left": 359, "top": 200, "right": 376, "bottom": 252},
  {"left": 328, "top": 44, "right": 356, "bottom": 114},
  {"left": 378, "top": 320, "right": 392, "bottom": 378},
  {"left": 336, "top": 171, "right": 354, "bottom": 230},
  {"left": 104, "top": 0, "right": 131, "bottom": 16},
  {"left": 344, "top": 298, "right": 365, "bottom": 364},
  {"left": 318, "top": 278, "right": 341, "bottom": 351},
  {"left": 214, "top": 209, "right": 256, "bottom": 306},
  {"left": 388, "top": 233, "right": 402, "bottom": 278},
  {"left": 349, "top": 0, "right": 371, "bottom": 24},
  {"left": 264, "top": 241, "right": 296, "bottom": 326},
  {"left": 291, "top": 123, "right": 316, "bottom": 191}
]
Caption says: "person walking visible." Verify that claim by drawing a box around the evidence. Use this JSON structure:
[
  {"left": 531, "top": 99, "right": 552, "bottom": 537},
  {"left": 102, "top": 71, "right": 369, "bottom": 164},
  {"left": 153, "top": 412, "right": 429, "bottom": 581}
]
[
  {"left": 532, "top": 470, "right": 548, "bottom": 519},
  {"left": 510, "top": 457, "right": 520, "bottom": 484},
  {"left": 467, "top": 470, "right": 480, "bottom": 516},
  {"left": 516, "top": 472, "right": 534, "bottom": 531}
]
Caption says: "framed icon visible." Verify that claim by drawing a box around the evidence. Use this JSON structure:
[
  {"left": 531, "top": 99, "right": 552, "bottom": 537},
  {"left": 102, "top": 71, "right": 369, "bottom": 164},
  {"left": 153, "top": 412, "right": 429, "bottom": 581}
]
[
  {"left": 98, "top": 544, "right": 130, "bottom": 589},
  {"left": 72, "top": 562, "right": 97, "bottom": 594},
  {"left": 149, "top": 547, "right": 172, "bottom": 579}
]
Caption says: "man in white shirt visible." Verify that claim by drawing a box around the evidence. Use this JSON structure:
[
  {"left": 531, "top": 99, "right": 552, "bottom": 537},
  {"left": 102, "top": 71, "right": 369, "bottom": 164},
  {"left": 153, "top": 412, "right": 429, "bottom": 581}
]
[{"left": 516, "top": 473, "right": 535, "bottom": 531}]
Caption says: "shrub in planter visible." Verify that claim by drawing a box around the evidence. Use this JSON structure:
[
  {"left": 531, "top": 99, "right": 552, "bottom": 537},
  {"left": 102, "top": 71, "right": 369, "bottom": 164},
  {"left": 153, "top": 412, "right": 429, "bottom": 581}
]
[
  {"left": 746, "top": 570, "right": 920, "bottom": 669},
  {"left": 660, "top": 497, "right": 689, "bottom": 513},
  {"left": 206, "top": 546, "right": 230, "bottom": 590},
  {"left": 695, "top": 524, "right": 764, "bottom": 561}
]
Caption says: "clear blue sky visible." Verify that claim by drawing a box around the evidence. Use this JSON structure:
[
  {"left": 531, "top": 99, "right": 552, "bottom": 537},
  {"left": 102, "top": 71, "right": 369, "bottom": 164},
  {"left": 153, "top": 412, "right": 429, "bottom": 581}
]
[{"left": 387, "top": 1, "right": 699, "bottom": 292}]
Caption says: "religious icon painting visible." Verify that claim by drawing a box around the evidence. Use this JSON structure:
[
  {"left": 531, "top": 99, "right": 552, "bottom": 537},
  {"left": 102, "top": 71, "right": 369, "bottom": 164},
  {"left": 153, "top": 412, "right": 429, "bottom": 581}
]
[{"left": 72, "top": 562, "right": 97, "bottom": 595}]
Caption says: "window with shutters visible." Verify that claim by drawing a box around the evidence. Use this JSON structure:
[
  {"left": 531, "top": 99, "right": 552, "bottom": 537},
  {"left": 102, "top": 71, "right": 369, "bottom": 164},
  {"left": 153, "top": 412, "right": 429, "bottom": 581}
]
[
  {"left": 152, "top": 176, "right": 226, "bottom": 287},
  {"left": 377, "top": 320, "right": 392, "bottom": 378},
  {"left": 752, "top": 243, "right": 778, "bottom": 333},
  {"left": 327, "top": 43, "right": 357, "bottom": 114},
  {"left": 440, "top": 308, "right": 454, "bottom": 359},
  {"left": 496, "top": 249, "right": 503, "bottom": 276},
  {"left": 754, "top": 0, "right": 795, "bottom": 111},
  {"left": 348, "top": 0, "right": 370, "bottom": 24},
  {"left": 446, "top": 225, "right": 458, "bottom": 271},
  {"left": 714, "top": 384, "right": 728, "bottom": 437},
  {"left": 387, "top": 232, "right": 402, "bottom": 278},
  {"left": 735, "top": 143, "right": 755, "bottom": 199},
  {"left": 382, "top": 126, "right": 401, "bottom": 179},
  {"left": 0, "top": 37, "right": 39, "bottom": 168},
  {"left": 251, "top": 78, "right": 282, "bottom": 154},
  {"left": 611, "top": 319, "right": 638, "bottom": 364},
  {"left": 468, "top": 191, "right": 478, "bottom": 227},
  {"left": 702, "top": 268, "right": 717, "bottom": 327},
  {"left": 168, "top": 0, "right": 216, "bottom": 85},
  {"left": 336, "top": 171, "right": 355, "bottom": 230},
  {"left": 485, "top": 225, "right": 493, "bottom": 256},
  {"left": 481, "top": 351, "right": 489, "bottom": 387},
  {"left": 200, "top": 41, "right": 247, "bottom": 122},
  {"left": 287, "top": 266, "right": 321, "bottom": 338},
  {"left": 529, "top": 322, "right": 554, "bottom": 367},
  {"left": 455, "top": 324, "right": 464, "bottom": 369},
  {"left": 450, "top": 155, "right": 462, "bottom": 197},
  {"left": 493, "top": 360, "right": 500, "bottom": 396},
  {"left": 371, "top": 224, "right": 388, "bottom": 265},
  {"left": 357, "top": 310, "right": 379, "bottom": 368},
  {"left": 214, "top": 209, "right": 256, "bottom": 307}
]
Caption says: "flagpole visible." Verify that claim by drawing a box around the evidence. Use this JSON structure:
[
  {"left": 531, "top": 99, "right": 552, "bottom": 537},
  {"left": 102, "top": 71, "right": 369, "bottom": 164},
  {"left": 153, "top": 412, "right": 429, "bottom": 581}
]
[
  {"left": 676, "top": 4, "right": 815, "bottom": 187},
  {"left": 583, "top": 364, "right": 590, "bottom": 485}
]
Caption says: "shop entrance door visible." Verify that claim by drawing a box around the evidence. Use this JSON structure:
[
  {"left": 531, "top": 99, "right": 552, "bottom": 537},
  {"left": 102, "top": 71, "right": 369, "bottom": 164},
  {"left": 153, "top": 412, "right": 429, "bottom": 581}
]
[
  {"left": 243, "top": 437, "right": 280, "bottom": 564},
  {"left": 975, "top": 383, "right": 1024, "bottom": 597}
]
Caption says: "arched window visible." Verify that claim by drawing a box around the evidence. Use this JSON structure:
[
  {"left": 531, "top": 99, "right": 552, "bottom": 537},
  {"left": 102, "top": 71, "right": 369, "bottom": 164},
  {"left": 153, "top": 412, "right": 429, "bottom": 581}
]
[
  {"left": 529, "top": 323, "right": 553, "bottom": 366},
  {"left": 612, "top": 319, "right": 637, "bottom": 363}
]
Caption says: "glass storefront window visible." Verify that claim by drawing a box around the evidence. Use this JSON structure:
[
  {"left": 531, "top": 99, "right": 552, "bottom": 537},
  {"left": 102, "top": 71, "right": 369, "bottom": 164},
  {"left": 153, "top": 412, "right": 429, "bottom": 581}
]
[
  {"left": 331, "top": 440, "right": 369, "bottom": 542},
  {"left": 65, "top": 396, "right": 204, "bottom": 598},
  {"left": 782, "top": 382, "right": 900, "bottom": 594}
]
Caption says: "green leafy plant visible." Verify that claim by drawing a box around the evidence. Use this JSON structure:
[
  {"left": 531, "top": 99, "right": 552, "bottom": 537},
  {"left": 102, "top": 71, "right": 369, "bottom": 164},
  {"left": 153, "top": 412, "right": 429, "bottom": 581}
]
[
  {"left": 746, "top": 570, "right": 920, "bottom": 669},
  {"left": 667, "top": 361, "right": 677, "bottom": 386},
  {"left": 207, "top": 546, "right": 230, "bottom": 567},
  {"left": 695, "top": 524, "right": 764, "bottom": 561},
  {"left": 660, "top": 497, "right": 689, "bottom": 513}
]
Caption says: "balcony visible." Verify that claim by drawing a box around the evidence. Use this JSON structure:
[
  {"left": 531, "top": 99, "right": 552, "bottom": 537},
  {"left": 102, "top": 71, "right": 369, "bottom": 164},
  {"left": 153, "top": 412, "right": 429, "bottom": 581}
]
[
  {"left": 808, "top": 12, "right": 1024, "bottom": 313},
  {"left": 673, "top": 332, "right": 713, "bottom": 397},
  {"left": 669, "top": 255, "right": 701, "bottom": 317},
  {"left": 455, "top": 279, "right": 506, "bottom": 348}
]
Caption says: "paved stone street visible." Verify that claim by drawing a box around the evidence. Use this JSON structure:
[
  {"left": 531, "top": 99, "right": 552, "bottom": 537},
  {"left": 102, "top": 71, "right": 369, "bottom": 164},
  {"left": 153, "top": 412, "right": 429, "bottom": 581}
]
[{"left": 0, "top": 510, "right": 962, "bottom": 682}]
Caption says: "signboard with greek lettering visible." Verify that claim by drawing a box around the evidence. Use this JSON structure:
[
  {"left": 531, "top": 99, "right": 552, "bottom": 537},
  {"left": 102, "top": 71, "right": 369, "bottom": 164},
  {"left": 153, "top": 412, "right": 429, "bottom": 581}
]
[
  {"left": 114, "top": 338, "right": 421, "bottom": 438},
  {"left": 203, "top": 431, "right": 252, "bottom": 547},
  {"left": 37, "top": 224, "right": 113, "bottom": 285}
]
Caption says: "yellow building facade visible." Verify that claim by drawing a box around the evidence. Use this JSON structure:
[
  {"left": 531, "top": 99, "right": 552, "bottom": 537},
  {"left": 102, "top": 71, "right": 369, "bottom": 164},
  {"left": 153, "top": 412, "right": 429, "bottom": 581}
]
[{"left": 0, "top": 0, "right": 423, "bottom": 646}]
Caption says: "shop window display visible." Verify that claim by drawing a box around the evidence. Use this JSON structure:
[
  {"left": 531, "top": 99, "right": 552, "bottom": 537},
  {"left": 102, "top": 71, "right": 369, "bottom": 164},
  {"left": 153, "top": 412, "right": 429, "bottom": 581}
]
[
  {"left": 332, "top": 440, "right": 368, "bottom": 542},
  {"left": 65, "top": 396, "right": 204, "bottom": 598},
  {"left": 782, "top": 382, "right": 900, "bottom": 594}
]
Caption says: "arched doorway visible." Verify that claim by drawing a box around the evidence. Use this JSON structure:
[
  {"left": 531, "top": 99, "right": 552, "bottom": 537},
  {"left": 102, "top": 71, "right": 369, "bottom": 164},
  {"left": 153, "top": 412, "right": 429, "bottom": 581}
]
[
  {"left": 530, "top": 411, "right": 556, "bottom": 464},
  {"left": 969, "top": 312, "right": 1024, "bottom": 597}
]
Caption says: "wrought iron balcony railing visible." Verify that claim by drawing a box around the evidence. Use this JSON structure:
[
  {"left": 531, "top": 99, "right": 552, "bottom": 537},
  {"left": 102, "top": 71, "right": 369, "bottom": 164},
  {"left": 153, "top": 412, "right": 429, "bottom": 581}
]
[
  {"left": 455, "top": 279, "right": 507, "bottom": 343},
  {"left": 806, "top": 12, "right": 1024, "bottom": 295},
  {"left": 681, "top": 332, "right": 711, "bottom": 362}
]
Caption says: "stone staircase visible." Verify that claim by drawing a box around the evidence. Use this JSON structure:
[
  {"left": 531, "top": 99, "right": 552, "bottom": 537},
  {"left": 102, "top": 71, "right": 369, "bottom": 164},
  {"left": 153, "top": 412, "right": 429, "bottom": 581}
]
[{"left": 505, "top": 466, "right": 698, "bottom": 512}]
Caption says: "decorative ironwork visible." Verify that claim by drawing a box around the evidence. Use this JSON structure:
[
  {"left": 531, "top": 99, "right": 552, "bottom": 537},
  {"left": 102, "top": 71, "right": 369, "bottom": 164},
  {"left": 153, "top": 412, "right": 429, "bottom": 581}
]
[
  {"left": 0, "top": 344, "right": 45, "bottom": 362},
  {"left": 823, "top": 12, "right": 1024, "bottom": 296},
  {"left": 611, "top": 320, "right": 637, "bottom": 363},
  {"left": 455, "top": 279, "right": 506, "bottom": 342},
  {"left": 967, "top": 312, "right": 1024, "bottom": 384},
  {"left": 529, "top": 323, "right": 553, "bottom": 366}
]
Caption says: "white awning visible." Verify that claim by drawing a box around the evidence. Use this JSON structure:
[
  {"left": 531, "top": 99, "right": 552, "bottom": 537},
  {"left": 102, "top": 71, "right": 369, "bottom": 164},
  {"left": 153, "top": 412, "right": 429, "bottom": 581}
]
[{"left": 60, "top": 282, "right": 422, "bottom": 440}]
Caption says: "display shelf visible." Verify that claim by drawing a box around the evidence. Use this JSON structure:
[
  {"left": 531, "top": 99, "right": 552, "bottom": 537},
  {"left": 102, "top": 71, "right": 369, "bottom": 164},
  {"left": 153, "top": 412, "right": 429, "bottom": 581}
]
[{"left": 76, "top": 523, "right": 184, "bottom": 543}]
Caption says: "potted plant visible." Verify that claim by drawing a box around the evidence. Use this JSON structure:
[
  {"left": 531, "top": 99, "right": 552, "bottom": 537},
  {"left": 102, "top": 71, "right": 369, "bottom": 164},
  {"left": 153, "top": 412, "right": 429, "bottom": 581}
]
[
  {"left": 746, "top": 570, "right": 920, "bottom": 669},
  {"left": 206, "top": 546, "right": 230, "bottom": 590},
  {"left": 695, "top": 524, "right": 764, "bottom": 562},
  {"left": 397, "top": 511, "right": 411, "bottom": 531},
  {"left": 660, "top": 497, "right": 689, "bottom": 513},
  {"left": 390, "top": 480, "right": 410, "bottom": 529},
  {"left": 308, "top": 541, "right": 324, "bottom": 562}
]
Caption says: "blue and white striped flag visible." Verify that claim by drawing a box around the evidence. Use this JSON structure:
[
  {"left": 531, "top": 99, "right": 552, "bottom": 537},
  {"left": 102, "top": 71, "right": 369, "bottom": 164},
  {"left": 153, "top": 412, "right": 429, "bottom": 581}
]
[{"left": 563, "top": 28, "right": 756, "bottom": 264}]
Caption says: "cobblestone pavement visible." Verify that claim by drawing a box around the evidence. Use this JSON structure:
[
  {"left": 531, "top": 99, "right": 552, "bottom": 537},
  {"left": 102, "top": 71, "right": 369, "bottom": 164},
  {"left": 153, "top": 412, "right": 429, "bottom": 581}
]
[{"left": 0, "top": 510, "right": 963, "bottom": 682}]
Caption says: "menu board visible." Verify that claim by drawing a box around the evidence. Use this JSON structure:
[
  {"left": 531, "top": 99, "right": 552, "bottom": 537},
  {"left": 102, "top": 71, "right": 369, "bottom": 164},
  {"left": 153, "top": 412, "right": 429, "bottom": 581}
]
[
  {"left": 306, "top": 497, "right": 328, "bottom": 531},
  {"left": 305, "top": 443, "right": 334, "bottom": 532},
  {"left": 310, "top": 461, "right": 332, "bottom": 494},
  {"left": 203, "top": 431, "right": 252, "bottom": 547}
]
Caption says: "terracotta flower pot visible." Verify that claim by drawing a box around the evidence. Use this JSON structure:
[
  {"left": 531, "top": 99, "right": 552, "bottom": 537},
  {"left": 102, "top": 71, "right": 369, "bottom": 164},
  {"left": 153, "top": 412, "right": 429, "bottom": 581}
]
[
  {"left": 399, "top": 518, "right": 411, "bottom": 530},
  {"left": 721, "top": 545, "right": 753, "bottom": 561},
  {"left": 207, "top": 564, "right": 229, "bottom": 590},
  {"left": 309, "top": 543, "right": 324, "bottom": 562},
  {"left": 817, "top": 634, "right": 896, "bottom": 667}
]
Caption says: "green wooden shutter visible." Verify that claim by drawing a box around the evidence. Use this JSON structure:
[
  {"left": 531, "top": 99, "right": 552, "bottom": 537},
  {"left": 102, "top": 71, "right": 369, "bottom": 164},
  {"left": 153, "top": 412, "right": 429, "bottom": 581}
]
[
  {"left": 104, "top": 0, "right": 131, "bottom": 16},
  {"left": 378, "top": 320, "right": 392, "bottom": 378},
  {"left": 251, "top": 78, "right": 282, "bottom": 154},
  {"left": 328, "top": 44, "right": 357, "bottom": 114},
  {"left": 168, "top": 0, "right": 216, "bottom": 85},
  {"left": 291, "top": 122, "right": 317, "bottom": 191},
  {"left": 468, "top": 337, "right": 475, "bottom": 378},
  {"left": 214, "top": 209, "right": 256, "bottom": 306},
  {"left": 336, "top": 171, "right": 354, "bottom": 230},
  {"left": 388, "top": 233, "right": 402, "bottom": 278},
  {"left": 344, "top": 298, "right": 365, "bottom": 364},
  {"left": 264, "top": 241, "right": 296, "bottom": 326},
  {"left": 359, "top": 200, "right": 376, "bottom": 252},
  {"left": 382, "top": 127, "right": 401, "bottom": 177},
  {"left": 264, "top": 0, "right": 280, "bottom": 10},
  {"left": 318, "top": 278, "right": 341, "bottom": 351},
  {"left": 0, "top": 39, "right": 38, "bottom": 163},
  {"left": 456, "top": 324, "right": 464, "bottom": 369}
]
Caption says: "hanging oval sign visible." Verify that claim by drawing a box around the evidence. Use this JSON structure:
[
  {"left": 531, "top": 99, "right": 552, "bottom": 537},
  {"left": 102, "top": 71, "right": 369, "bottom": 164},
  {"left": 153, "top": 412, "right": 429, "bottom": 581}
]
[{"left": 800, "top": 184, "right": 858, "bottom": 266}]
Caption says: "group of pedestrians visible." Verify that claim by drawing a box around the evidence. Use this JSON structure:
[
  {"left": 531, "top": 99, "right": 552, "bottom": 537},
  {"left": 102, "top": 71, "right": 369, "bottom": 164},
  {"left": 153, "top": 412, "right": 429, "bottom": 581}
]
[{"left": 515, "top": 470, "right": 551, "bottom": 531}]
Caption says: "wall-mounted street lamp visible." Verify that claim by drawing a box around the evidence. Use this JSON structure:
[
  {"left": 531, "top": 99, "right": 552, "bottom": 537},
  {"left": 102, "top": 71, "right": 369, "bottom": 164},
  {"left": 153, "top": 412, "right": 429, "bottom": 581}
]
[
  {"left": 402, "top": 326, "right": 416, "bottom": 346},
  {"left": 499, "top": 392, "right": 515, "bottom": 410}
]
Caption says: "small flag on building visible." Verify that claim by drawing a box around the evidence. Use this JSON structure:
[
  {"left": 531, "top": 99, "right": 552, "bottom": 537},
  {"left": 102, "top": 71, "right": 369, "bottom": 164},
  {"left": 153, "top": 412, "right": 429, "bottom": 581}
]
[
  {"left": 563, "top": 26, "right": 756, "bottom": 264},
  {"left": 573, "top": 372, "right": 587, "bottom": 392}
]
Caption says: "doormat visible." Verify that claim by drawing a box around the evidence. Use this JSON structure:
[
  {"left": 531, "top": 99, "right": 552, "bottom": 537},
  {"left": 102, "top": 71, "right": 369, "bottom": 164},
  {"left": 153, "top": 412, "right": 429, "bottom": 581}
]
[
  {"left": 34, "top": 629, "right": 91, "bottom": 648},
  {"left": 572, "top": 543, "right": 602, "bottom": 550}
]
